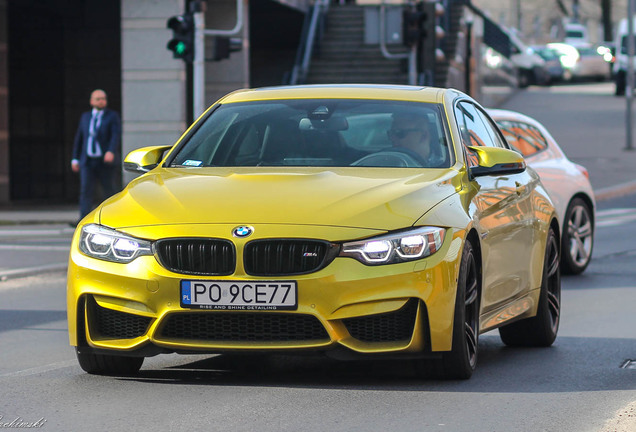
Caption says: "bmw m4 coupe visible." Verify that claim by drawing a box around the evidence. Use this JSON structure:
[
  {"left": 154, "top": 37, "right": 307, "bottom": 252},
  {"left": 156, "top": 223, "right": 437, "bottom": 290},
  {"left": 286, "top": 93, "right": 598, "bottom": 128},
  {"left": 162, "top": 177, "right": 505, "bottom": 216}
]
[{"left": 67, "top": 85, "right": 561, "bottom": 379}]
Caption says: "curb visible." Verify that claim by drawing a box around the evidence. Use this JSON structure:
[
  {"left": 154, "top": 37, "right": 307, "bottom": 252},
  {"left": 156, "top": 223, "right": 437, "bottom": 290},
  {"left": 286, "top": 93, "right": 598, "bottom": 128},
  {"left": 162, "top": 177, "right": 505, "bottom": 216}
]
[
  {"left": 0, "top": 263, "right": 68, "bottom": 282},
  {"left": 594, "top": 180, "right": 636, "bottom": 202}
]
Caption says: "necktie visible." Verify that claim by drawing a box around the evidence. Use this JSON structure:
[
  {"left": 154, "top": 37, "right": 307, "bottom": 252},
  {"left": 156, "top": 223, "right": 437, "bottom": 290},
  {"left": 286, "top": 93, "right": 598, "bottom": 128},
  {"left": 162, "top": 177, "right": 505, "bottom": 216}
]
[{"left": 87, "top": 111, "right": 102, "bottom": 157}]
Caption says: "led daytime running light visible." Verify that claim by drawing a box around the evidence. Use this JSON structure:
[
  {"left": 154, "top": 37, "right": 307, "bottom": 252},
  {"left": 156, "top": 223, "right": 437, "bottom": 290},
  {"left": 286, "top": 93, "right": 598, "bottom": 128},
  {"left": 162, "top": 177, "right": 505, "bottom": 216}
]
[
  {"left": 340, "top": 227, "right": 445, "bottom": 265},
  {"left": 79, "top": 224, "right": 152, "bottom": 263}
]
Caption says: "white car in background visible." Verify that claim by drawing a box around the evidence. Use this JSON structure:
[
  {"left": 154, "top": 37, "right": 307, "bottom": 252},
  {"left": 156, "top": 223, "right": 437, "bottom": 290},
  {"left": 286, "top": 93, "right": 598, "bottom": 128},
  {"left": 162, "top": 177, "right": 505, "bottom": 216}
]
[
  {"left": 548, "top": 42, "right": 610, "bottom": 82},
  {"left": 488, "top": 109, "right": 596, "bottom": 275}
]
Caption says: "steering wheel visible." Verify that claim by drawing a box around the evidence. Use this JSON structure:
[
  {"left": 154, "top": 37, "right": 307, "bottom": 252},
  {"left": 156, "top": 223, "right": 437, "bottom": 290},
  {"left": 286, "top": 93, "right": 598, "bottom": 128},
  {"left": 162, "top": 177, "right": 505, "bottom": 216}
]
[{"left": 351, "top": 148, "right": 426, "bottom": 168}]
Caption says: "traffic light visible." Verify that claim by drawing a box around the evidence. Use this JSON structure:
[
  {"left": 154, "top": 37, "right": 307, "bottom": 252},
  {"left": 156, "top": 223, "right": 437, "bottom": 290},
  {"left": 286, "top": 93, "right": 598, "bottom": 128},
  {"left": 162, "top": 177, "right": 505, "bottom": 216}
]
[
  {"left": 167, "top": 13, "right": 194, "bottom": 63},
  {"left": 209, "top": 37, "right": 243, "bottom": 61},
  {"left": 420, "top": 2, "right": 446, "bottom": 74},
  {"left": 403, "top": 8, "right": 423, "bottom": 47}
]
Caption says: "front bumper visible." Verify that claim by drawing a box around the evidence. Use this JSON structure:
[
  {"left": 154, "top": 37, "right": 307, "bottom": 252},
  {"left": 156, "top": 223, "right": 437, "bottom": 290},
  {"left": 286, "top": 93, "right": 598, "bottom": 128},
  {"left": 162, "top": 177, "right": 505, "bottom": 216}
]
[{"left": 67, "top": 225, "right": 466, "bottom": 357}]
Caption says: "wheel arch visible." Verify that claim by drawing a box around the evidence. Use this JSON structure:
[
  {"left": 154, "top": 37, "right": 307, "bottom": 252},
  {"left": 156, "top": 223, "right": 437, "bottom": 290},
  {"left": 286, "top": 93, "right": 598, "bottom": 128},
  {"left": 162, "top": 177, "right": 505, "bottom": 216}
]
[
  {"left": 550, "top": 216, "right": 561, "bottom": 248},
  {"left": 465, "top": 228, "right": 483, "bottom": 299}
]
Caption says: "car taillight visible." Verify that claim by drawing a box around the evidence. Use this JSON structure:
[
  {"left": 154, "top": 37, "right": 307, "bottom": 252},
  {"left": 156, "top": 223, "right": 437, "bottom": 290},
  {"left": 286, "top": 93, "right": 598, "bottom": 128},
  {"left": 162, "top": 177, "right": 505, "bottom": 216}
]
[{"left": 574, "top": 163, "right": 589, "bottom": 180}]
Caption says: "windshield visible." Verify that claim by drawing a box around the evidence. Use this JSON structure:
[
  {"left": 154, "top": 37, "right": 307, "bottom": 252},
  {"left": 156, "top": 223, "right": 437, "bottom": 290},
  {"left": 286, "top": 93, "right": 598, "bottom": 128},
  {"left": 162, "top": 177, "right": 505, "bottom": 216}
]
[
  {"left": 168, "top": 99, "right": 451, "bottom": 169},
  {"left": 533, "top": 47, "right": 559, "bottom": 61}
]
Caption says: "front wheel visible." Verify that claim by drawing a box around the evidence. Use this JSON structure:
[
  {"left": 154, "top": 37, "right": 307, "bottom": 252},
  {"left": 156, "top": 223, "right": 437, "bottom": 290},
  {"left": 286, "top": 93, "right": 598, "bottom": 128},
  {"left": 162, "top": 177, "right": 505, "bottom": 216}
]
[
  {"left": 499, "top": 226, "right": 560, "bottom": 347},
  {"left": 75, "top": 347, "right": 144, "bottom": 375},
  {"left": 418, "top": 240, "right": 480, "bottom": 379}
]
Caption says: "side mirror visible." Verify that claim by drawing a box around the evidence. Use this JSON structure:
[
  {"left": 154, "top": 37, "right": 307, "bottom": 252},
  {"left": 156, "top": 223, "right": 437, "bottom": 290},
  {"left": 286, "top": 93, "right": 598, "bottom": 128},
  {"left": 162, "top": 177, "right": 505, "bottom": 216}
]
[
  {"left": 123, "top": 145, "right": 173, "bottom": 173},
  {"left": 468, "top": 146, "right": 526, "bottom": 178}
]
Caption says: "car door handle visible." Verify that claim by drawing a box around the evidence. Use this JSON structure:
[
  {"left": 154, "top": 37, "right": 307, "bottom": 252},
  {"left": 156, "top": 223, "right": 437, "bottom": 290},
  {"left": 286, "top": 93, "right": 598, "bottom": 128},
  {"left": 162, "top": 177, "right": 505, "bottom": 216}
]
[{"left": 515, "top": 181, "right": 526, "bottom": 195}]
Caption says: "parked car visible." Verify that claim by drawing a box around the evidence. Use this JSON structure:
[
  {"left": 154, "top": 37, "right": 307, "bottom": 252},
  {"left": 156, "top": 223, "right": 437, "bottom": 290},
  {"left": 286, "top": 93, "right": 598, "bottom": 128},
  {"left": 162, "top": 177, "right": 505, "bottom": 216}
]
[
  {"left": 67, "top": 85, "right": 561, "bottom": 380},
  {"left": 531, "top": 45, "right": 565, "bottom": 83},
  {"left": 488, "top": 108, "right": 595, "bottom": 275},
  {"left": 508, "top": 30, "right": 550, "bottom": 86},
  {"left": 549, "top": 42, "right": 611, "bottom": 82}
]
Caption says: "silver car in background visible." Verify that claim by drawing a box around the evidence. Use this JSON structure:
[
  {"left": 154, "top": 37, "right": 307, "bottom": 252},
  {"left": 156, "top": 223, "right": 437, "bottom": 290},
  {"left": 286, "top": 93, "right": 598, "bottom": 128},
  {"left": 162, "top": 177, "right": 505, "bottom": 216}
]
[
  {"left": 488, "top": 109, "right": 596, "bottom": 275},
  {"left": 548, "top": 43, "right": 610, "bottom": 82}
]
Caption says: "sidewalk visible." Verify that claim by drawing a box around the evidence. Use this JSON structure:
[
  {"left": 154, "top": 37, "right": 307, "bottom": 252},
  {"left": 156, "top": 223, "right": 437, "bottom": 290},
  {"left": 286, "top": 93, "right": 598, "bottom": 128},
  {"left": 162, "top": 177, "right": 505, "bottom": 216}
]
[{"left": 0, "top": 205, "right": 77, "bottom": 225}]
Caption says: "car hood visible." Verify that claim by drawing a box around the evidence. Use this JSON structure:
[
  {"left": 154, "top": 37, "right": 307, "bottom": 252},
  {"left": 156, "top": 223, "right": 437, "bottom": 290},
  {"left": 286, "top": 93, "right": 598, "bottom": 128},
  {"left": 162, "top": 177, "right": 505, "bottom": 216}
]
[{"left": 99, "top": 167, "right": 459, "bottom": 231}]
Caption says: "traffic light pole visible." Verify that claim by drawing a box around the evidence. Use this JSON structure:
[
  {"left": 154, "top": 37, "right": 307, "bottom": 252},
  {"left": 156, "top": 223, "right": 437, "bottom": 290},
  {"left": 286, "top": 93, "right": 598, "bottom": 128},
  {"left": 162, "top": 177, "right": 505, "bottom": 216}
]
[
  {"left": 193, "top": 0, "right": 244, "bottom": 118},
  {"left": 627, "top": 0, "right": 634, "bottom": 151},
  {"left": 193, "top": 4, "right": 205, "bottom": 119}
]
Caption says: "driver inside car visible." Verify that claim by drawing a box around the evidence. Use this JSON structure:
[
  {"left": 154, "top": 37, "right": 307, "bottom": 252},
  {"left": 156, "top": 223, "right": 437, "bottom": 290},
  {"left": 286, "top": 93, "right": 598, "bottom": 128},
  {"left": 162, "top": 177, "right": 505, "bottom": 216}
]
[{"left": 388, "top": 113, "right": 445, "bottom": 167}]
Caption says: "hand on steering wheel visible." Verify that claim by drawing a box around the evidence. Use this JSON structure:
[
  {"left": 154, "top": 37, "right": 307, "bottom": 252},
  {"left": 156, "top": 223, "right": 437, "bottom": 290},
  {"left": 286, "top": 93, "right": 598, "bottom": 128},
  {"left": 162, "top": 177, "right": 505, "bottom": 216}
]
[{"left": 350, "top": 147, "right": 426, "bottom": 168}]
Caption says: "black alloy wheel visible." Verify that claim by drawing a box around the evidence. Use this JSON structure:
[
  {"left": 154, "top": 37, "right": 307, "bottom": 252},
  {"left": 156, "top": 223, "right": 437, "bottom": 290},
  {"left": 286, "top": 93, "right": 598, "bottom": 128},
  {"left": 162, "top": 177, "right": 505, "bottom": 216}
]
[
  {"left": 462, "top": 244, "right": 479, "bottom": 369},
  {"left": 423, "top": 240, "right": 480, "bottom": 380},
  {"left": 499, "top": 226, "right": 561, "bottom": 347},
  {"left": 561, "top": 198, "right": 594, "bottom": 275}
]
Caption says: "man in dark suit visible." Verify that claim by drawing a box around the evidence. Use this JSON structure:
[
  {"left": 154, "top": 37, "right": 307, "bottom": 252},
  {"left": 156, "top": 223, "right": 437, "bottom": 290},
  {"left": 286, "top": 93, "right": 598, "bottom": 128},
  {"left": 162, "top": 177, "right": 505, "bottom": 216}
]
[{"left": 71, "top": 89, "right": 121, "bottom": 223}]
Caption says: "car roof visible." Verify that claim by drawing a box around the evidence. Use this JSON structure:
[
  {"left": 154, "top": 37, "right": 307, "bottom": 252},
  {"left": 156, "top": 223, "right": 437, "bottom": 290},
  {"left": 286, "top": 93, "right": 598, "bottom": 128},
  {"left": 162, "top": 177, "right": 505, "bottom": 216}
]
[
  {"left": 486, "top": 108, "right": 540, "bottom": 125},
  {"left": 216, "top": 84, "right": 453, "bottom": 105}
]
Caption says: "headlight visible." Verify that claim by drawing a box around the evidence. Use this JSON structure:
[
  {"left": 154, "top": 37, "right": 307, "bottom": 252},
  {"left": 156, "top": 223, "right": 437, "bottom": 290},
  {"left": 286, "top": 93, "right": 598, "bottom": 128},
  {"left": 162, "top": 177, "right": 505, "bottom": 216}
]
[
  {"left": 79, "top": 224, "right": 152, "bottom": 263},
  {"left": 340, "top": 227, "right": 445, "bottom": 265}
]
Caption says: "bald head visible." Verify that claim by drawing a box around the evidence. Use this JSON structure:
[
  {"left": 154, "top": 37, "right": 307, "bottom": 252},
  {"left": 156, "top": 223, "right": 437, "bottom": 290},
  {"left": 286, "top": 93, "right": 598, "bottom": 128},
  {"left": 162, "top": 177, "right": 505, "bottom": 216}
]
[{"left": 90, "top": 89, "right": 108, "bottom": 110}]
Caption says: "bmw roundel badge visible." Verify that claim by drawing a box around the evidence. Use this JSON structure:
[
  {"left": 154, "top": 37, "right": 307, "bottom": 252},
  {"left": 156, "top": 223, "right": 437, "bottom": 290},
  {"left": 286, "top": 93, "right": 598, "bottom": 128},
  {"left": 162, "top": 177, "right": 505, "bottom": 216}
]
[{"left": 232, "top": 225, "right": 253, "bottom": 238}]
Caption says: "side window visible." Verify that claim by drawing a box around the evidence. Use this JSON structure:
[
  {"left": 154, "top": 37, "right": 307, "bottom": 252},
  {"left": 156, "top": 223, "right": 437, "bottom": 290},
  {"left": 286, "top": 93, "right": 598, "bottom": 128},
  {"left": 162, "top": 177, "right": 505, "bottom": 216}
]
[
  {"left": 496, "top": 120, "right": 548, "bottom": 157},
  {"left": 473, "top": 107, "right": 508, "bottom": 149},
  {"left": 455, "top": 101, "right": 503, "bottom": 167}
]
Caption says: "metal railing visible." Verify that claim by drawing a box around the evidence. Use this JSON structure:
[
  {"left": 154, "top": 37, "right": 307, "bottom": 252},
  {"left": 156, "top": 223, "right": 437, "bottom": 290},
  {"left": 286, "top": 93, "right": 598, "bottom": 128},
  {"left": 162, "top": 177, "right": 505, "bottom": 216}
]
[{"left": 288, "top": 0, "right": 330, "bottom": 85}]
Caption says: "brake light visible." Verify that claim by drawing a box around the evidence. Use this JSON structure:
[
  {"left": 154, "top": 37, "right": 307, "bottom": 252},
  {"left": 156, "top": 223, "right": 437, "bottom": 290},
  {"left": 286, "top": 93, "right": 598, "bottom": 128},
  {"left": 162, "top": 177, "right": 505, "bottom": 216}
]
[{"left": 574, "top": 163, "right": 589, "bottom": 180}]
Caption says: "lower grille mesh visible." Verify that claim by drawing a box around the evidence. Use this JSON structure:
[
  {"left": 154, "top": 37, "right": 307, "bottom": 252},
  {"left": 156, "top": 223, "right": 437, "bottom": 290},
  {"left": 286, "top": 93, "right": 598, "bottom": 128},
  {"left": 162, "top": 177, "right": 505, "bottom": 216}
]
[
  {"left": 159, "top": 312, "right": 329, "bottom": 342},
  {"left": 88, "top": 297, "right": 152, "bottom": 339},
  {"left": 343, "top": 299, "right": 418, "bottom": 343}
]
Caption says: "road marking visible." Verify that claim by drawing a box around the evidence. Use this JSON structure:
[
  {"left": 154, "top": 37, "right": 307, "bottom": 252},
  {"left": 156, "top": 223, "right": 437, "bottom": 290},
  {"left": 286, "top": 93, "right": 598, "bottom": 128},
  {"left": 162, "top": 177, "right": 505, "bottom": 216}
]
[
  {"left": 599, "top": 400, "right": 636, "bottom": 432},
  {"left": 0, "top": 228, "right": 74, "bottom": 237},
  {"left": 0, "top": 359, "right": 77, "bottom": 378},
  {"left": 596, "top": 208, "right": 636, "bottom": 228},
  {"left": 0, "top": 263, "right": 68, "bottom": 282},
  {"left": 0, "top": 244, "right": 69, "bottom": 251}
]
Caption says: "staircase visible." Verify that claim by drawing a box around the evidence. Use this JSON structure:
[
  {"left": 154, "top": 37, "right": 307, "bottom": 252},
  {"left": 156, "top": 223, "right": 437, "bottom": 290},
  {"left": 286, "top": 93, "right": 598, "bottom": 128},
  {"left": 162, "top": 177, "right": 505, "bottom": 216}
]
[
  {"left": 302, "top": 3, "right": 465, "bottom": 87},
  {"left": 305, "top": 5, "right": 409, "bottom": 84}
]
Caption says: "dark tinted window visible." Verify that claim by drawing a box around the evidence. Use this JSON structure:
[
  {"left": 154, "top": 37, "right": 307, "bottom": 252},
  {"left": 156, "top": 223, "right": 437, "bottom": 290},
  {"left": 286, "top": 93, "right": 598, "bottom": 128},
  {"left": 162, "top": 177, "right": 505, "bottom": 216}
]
[{"left": 169, "top": 99, "right": 452, "bottom": 168}]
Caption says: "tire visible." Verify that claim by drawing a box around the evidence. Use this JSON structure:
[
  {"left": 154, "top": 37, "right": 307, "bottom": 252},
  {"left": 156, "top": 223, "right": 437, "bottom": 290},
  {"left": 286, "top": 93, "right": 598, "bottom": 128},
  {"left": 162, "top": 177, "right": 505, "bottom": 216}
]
[
  {"left": 615, "top": 71, "right": 626, "bottom": 96},
  {"left": 499, "top": 227, "right": 560, "bottom": 347},
  {"left": 518, "top": 70, "right": 530, "bottom": 88},
  {"left": 75, "top": 347, "right": 144, "bottom": 375},
  {"left": 561, "top": 198, "right": 594, "bottom": 275},
  {"left": 418, "top": 240, "right": 480, "bottom": 380}
]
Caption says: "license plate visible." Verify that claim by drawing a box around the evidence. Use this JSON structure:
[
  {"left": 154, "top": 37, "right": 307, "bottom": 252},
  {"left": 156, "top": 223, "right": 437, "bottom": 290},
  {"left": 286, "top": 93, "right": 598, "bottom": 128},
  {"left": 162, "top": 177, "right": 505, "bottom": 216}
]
[{"left": 180, "top": 280, "right": 297, "bottom": 310}]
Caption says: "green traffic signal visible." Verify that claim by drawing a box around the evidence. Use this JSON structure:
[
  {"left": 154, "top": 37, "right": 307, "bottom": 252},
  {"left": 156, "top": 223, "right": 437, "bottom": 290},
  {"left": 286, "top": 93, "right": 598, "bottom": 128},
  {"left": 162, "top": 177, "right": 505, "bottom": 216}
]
[
  {"left": 175, "top": 41, "right": 186, "bottom": 55},
  {"left": 167, "top": 13, "right": 194, "bottom": 62}
]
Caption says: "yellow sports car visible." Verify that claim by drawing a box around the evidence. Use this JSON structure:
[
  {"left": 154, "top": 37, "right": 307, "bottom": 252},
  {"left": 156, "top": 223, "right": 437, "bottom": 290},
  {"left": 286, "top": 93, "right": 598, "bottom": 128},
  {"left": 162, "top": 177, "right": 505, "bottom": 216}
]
[{"left": 67, "top": 85, "right": 560, "bottom": 379}]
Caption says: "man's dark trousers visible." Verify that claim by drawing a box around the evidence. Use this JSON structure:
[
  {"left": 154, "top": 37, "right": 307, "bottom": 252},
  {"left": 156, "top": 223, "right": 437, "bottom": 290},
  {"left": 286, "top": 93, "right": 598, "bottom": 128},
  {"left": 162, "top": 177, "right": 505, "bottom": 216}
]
[{"left": 79, "top": 158, "right": 116, "bottom": 218}]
